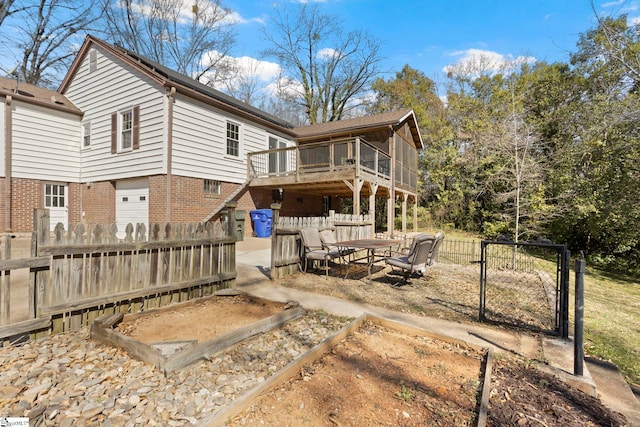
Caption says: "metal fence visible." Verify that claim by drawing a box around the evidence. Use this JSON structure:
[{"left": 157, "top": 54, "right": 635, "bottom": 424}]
[
  {"left": 479, "top": 241, "right": 570, "bottom": 336},
  {"left": 435, "top": 238, "right": 570, "bottom": 336},
  {"left": 439, "top": 238, "right": 535, "bottom": 272}
]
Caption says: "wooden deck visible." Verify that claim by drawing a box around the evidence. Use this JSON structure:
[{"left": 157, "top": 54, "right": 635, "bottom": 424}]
[{"left": 247, "top": 138, "right": 399, "bottom": 197}]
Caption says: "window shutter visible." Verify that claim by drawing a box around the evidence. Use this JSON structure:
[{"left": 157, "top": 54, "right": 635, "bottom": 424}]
[
  {"left": 132, "top": 105, "right": 140, "bottom": 150},
  {"left": 111, "top": 112, "right": 117, "bottom": 154}
]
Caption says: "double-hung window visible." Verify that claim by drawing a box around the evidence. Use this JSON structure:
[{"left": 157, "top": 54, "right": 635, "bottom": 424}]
[
  {"left": 82, "top": 121, "right": 91, "bottom": 148},
  {"left": 226, "top": 121, "right": 240, "bottom": 157},
  {"left": 111, "top": 106, "right": 140, "bottom": 154},
  {"left": 121, "top": 109, "right": 133, "bottom": 150}
]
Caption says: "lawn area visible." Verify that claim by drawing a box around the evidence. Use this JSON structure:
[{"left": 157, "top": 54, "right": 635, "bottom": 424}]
[
  {"left": 285, "top": 227, "right": 640, "bottom": 391},
  {"left": 582, "top": 269, "right": 640, "bottom": 388}
]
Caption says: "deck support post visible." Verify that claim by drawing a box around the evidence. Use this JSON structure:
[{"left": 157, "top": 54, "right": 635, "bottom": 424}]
[
  {"left": 413, "top": 195, "right": 418, "bottom": 233},
  {"left": 400, "top": 192, "right": 407, "bottom": 234}
]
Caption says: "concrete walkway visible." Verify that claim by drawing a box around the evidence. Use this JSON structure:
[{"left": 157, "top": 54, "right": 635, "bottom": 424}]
[{"left": 235, "top": 236, "right": 640, "bottom": 426}]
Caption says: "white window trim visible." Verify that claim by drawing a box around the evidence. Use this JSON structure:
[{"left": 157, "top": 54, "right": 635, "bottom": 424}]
[
  {"left": 44, "top": 183, "right": 66, "bottom": 209},
  {"left": 82, "top": 120, "right": 91, "bottom": 149},
  {"left": 268, "top": 135, "right": 288, "bottom": 173},
  {"left": 119, "top": 108, "right": 133, "bottom": 152},
  {"left": 225, "top": 120, "right": 241, "bottom": 159},
  {"left": 204, "top": 179, "right": 221, "bottom": 196}
]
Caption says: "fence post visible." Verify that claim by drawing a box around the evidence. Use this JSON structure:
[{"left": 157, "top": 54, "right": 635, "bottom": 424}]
[
  {"left": 225, "top": 201, "right": 237, "bottom": 240},
  {"left": 1, "top": 235, "right": 10, "bottom": 325},
  {"left": 34, "top": 209, "right": 49, "bottom": 320},
  {"left": 270, "top": 203, "right": 281, "bottom": 280},
  {"left": 560, "top": 248, "right": 571, "bottom": 338},
  {"left": 574, "top": 255, "right": 586, "bottom": 376},
  {"left": 479, "top": 240, "right": 487, "bottom": 321}
]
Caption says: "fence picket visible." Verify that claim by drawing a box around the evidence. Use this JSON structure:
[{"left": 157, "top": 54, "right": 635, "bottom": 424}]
[
  {"left": 0, "top": 208, "right": 237, "bottom": 341},
  {"left": 271, "top": 214, "right": 374, "bottom": 279}
]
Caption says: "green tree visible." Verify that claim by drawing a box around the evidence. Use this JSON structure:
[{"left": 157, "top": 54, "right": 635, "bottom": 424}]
[
  {"left": 368, "top": 65, "right": 458, "bottom": 226},
  {"left": 560, "top": 14, "right": 640, "bottom": 270},
  {"left": 444, "top": 61, "right": 565, "bottom": 241}
]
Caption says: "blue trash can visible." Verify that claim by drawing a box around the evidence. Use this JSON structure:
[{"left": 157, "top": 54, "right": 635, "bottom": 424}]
[{"left": 250, "top": 209, "right": 273, "bottom": 237}]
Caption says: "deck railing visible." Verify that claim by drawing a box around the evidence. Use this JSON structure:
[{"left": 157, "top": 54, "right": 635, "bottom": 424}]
[{"left": 248, "top": 137, "right": 391, "bottom": 182}]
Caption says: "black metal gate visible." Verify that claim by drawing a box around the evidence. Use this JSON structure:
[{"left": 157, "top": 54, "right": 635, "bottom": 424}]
[{"left": 479, "top": 241, "right": 570, "bottom": 337}]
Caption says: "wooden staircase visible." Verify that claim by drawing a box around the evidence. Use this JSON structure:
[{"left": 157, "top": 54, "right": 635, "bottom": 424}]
[{"left": 203, "top": 178, "right": 252, "bottom": 222}]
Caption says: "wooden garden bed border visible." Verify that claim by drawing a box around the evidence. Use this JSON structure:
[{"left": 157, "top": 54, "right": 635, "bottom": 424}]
[
  {"left": 199, "top": 313, "right": 494, "bottom": 427},
  {"left": 90, "top": 289, "right": 304, "bottom": 375}
]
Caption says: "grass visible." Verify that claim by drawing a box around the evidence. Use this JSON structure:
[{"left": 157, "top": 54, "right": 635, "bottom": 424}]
[
  {"left": 434, "top": 226, "right": 640, "bottom": 386},
  {"left": 581, "top": 268, "right": 640, "bottom": 387}
]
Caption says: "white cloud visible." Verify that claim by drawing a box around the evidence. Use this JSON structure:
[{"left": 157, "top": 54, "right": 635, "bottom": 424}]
[
  {"left": 317, "top": 47, "right": 338, "bottom": 59},
  {"left": 201, "top": 52, "right": 284, "bottom": 97},
  {"left": 442, "top": 48, "right": 536, "bottom": 77},
  {"left": 601, "top": 0, "right": 626, "bottom": 8},
  {"left": 232, "top": 56, "right": 281, "bottom": 82}
]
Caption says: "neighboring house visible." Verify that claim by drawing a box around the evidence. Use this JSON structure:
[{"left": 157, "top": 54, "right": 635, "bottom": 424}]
[
  {"left": 1, "top": 35, "right": 421, "bottom": 236},
  {"left": 0, "top": 76, "right": 83, "bottom": 233}
]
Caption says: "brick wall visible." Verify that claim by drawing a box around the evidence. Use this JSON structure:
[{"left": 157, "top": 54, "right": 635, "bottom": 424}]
[
  {"left": 3, "top": 174, "right": 336, "bottom": 234},
  {"left": 148, "top": 174, "right": 327, "bottom": 235},
  {"left": 81, "top": 181, "right": 115, "bottom": 224},
  {"left": 11, "top": 178, "right": 41, "bottom": 232}
]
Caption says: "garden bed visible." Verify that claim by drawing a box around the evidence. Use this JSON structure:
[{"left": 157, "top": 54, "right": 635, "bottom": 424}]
[
  {"left": 204, "top": 315, "right": 490, "bottom": 427},
  {"left": 90, "top": 289, "right": 303, "bottom": 374}
]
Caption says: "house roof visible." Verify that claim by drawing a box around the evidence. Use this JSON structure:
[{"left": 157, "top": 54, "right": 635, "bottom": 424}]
[
  {"left": 0, "top": 76, "right": 82, "bottom": 116},
  {"left": 294, "top": 109, "right": 424, "bottom": 149},
  {"left": 59, "top": 35, "right": 296, "bottom": 136}
]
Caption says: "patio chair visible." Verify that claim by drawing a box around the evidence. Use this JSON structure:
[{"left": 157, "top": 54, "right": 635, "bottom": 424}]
[
  {"left": 385, "top": 232, "right": 445, "bottom": 287},
  {"left": 299, "top": 228, "right": 342, "bottom": 277},
  {"left": 319, "top": 229, "right": 356, "bottom": 262}
]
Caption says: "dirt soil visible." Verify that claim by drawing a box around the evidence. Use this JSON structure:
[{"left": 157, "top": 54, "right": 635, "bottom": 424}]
[
  {"left": 116, "top": 295, "right": 285, "bottom": 343},
  {"left": 111, "top": 266, "right": 628, "bottom": 426},
  {"left": 230, "top": 321, "right": 484, "bottom": 426},
  {"left": 489, "top": 356, "right": 627, "bottom": 426},
  {"left": 277, "top": 263, "right": 629, "bottom": 426}
]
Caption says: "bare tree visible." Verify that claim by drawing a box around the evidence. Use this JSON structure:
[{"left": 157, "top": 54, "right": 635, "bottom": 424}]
[
  {"left": 101, "top": 0, "right": 237, "bottom": 83},
  {"left": 222, "top": 57, "right": 266, "bottom": 105},
  {"left": 262, "top": 3, "right": 383, "bottom": 124},
  {"left": 0, "top": 0, "right": 100, "bottom": 87},
  {"left": 0, "top": 0, "right": 25, "bottom": 27}
]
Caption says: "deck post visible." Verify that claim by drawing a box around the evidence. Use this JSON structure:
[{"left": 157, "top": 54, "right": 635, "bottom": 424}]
[
  {"left": 413, "top": 196, "right": 418, "bottom": 233},
  {"left": 400, "top": 192, "right": 407, "bottom": 234},
  {"left": 270, "top": 203, "right": 281, "bottom": 280},
  {"left": 387, "top": 126, "right": 395, "bottom": 237},
  {"left": 352, "top": 178, "right": 361, "bottom": 216}
]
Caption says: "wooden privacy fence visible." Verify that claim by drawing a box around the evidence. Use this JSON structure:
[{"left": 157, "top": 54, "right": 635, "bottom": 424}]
[
  {"left": 0, "top": 205, "right": 238, "bottom": 343},
  {"left": 269, "top": 204, "right": 374, "bottom": 279}
]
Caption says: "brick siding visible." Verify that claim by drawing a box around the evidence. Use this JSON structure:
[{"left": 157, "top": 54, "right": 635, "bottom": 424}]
[
  {"left": 10, "top": 178, "right": 41, "bottom": 232},
  {"left": 3, "top": 174, "right": 331, "bottom": 235},
  {"left": 81, "top": 181, "right": 115, "bottom": 224}
]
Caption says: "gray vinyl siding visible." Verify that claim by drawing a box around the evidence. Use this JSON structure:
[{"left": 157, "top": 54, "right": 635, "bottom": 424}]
[
  {"left": 64, "top": 46, "right": 165, "bottom": 183},
  {"left": 171, "top": 94, "right": 294, "bottom": 184},
  {"left": 11, "top": 102, "right": 80, "bottom": 181}
]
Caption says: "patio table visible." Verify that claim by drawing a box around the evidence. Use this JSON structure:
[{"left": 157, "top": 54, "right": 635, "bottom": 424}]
[{"left": 336, "top": 239, "right": 402, "bottom": 283}]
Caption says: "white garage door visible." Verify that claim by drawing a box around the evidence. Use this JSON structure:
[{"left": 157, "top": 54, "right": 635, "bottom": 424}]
[{"left": 115, "top": 178, "right": 149, "bottom": 239}]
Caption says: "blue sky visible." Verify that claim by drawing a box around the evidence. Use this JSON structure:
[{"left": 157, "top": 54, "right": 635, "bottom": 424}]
[
  {"left": 224, "top": 0, "right": 638, "bottom": 87},
  {"left": 1, "top": 0, "right": 637, "bottom": 96}
]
